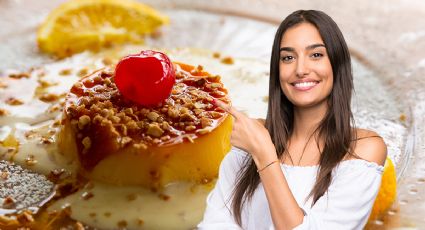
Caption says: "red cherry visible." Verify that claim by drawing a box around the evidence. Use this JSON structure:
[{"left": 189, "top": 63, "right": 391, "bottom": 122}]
[{"left": 114, "top": 50, "right": 175, "bottom": 106}]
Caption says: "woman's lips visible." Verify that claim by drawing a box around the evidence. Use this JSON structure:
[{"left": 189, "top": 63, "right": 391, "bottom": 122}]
[{"left": 291, "top": 81, "right": 319, "bottom": 91}]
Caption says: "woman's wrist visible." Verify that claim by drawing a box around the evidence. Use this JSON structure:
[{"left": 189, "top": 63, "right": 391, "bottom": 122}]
[
  {"left": 257, "top": 160, "right": 279, "bottom": 173},
  {"left": 251, "top": 146, "right": 279, "bottom": 170}
]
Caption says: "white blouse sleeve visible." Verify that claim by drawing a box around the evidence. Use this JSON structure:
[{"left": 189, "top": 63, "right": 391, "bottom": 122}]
[
  {"left": 197, "top": 147, "right": 247, "bottom": 230},
  {"left": 290, "top": 160, "right": 384, "bottom": 230}
]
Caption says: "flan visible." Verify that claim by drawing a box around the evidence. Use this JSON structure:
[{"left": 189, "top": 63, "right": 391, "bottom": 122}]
[{"left": 58, "top": 63, "right": 232, "bottom": 188}]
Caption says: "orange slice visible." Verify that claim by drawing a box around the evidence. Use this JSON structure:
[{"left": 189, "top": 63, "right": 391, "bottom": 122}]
[
  {"left": 368, "top": 157, "right": 397, "bottom": 222},
  {"left": 37, "top": 0, "right": 168, "bottom": 58}
]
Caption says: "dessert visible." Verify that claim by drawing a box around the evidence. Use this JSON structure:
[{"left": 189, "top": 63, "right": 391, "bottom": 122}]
[{"left": 58, "top": 51, "right": 232, "bottom": 188}]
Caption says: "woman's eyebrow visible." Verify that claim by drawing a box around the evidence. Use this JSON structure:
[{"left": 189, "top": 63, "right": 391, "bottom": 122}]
[
  {"left": 279, "top": 44, "right": 325, "bottom": 52},
  {"left": 279, "top": 47, "right": 294, "bottom": 52},
  {"left": 306, "top": 43, "right": 326, "bottom": 50}
]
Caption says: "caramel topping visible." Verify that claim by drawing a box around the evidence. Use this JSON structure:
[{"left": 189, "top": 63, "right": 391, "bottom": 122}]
[{"left": 63, "top": 63, "right": 230, "bottom": 170}]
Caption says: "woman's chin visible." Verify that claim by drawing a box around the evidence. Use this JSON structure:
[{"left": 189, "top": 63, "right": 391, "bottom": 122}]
[{"left": 290, "top": 98, "right": 328, "bottom": 110}]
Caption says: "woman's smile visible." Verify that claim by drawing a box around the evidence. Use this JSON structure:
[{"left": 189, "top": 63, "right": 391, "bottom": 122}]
[{"left": 291, "top": 79, "right": 320, "bottom": 91}]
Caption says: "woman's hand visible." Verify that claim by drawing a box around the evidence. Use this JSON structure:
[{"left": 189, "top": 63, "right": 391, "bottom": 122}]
[{"left": 213, "top": 99, "right": 278, "bottom": 167}]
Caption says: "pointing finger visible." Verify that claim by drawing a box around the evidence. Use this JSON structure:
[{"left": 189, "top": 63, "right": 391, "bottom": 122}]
[{"left": 212, "top": 99, "right": 240, "bottom": 119}]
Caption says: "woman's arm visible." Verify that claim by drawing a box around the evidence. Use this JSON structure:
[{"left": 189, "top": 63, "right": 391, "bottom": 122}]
[
  {"left": 258, "top": 158, "right": 306, "bottom": 230},
  {"left": 213, "top": 99, "right": 305, "bottom": 229}
]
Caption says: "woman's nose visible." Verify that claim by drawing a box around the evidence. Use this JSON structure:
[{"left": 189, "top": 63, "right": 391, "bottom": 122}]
[{"left": 296, "top": 56, "right": 309, "bottom": 77}]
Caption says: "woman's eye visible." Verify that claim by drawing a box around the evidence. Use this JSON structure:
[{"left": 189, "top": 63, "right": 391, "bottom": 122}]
[
  {"left": 281, "top": 56, "right": 294, "bottom": 62},
  {"left": 311, "top": 53, "right": 323, "bottom": 59}
]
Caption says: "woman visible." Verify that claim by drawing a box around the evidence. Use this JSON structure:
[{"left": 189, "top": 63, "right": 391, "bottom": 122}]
[{"left": 198, "top": 10, "right": 387, "bottom": 230}]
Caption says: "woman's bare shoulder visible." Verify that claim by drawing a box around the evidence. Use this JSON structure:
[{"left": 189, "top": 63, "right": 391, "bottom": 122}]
[{"left": 352, "top": 128, "right": 387, "bottom": 166}]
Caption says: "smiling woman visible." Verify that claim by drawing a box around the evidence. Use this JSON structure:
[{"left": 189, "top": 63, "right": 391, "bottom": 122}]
[
  {"left": 279, "top": 23, "right": 333, "bottom": 109},
  {"left": 198, "top": 10, "right": 387, "bottom": 230}
]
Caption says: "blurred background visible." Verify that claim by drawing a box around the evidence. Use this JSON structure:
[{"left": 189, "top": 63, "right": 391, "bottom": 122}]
[{"left": 0, "top": 0, "right": 424, "bottom": 229}]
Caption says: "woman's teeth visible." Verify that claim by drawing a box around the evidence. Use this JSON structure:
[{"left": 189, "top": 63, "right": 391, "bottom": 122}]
[{"left": 294, "top": 81, "right": 317, "bottom": 88}]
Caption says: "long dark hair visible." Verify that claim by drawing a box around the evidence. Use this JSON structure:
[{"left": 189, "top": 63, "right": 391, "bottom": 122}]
[{"left": 231, "top": 10, "right": 356, "bottom": 225}]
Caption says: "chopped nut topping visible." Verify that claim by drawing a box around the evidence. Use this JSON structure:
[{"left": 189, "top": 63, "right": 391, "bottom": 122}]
[
  {"left": 117, "top": 220, "right": 128, "bottom": 228},
  {"left": 158, "top": 193, "right": 170, "bottom": 201},
  {"left": 185, "top": 135, "right": 194, "bottom": 143},
  {"left": 82, "top": 191, "right": 94, "bottom": 200},
  {"left": 64, "top": 63, "right": 230, "bottom": 169},
  {"left": 75, "top": 222, "right": 85, "bottom": 230},
  {"left": 93, "top": 74, "right": 103, "bottom": 84},
  {"left": 161, "top": 121, "right": 171, "bottom": 131},
  {"left": 5, "top": 97, "right": 24, "bottom": 106},
  {"left": 101, "top": 68, "right": 114, "bottom": 78},
  {"left": 121, "top": 136, "right": 132, "bottom": 146},
  {"left": 0, "top": 81, "right": 8, "bottom": 89},
  {"left": 126, "top": 120, "right": 139, "bottom": 131},
  {"left": 78, "top": 68, "right": 89, "bottom": 77},
  {"left": 9, "top": 72, "right": 30, "bottom": 79},
  {"left": 73, "top": 82, "right": 84, "bottom": 90},
  {"left": 59, "top": 69, "right": 72, "bottom": 76},
  {"left": 210, "top": 83, "right": 222, "bottom": 88},
  {"left": 48, "top": 168, "right": 68, "bottom": 183},
  {"left": 146, "top": 123, "right": 164, "bottom": 137},
  {"left": 221, "top": 56, "right": 234, "bottom": 64},
  {"left": 200, "top": 117, "right": 213, "bottom": 128},
  {"left": 40, "top": 136, "right": 54, "bottom": 144},
  {"left": 39, "top": 93, "right": 59, "bottom": 102},
  {"left": 185, "top": 125, "right": 196, "bottom": 131},
  {"left": 1, "top": 171, "right": 8, "bottom": 180},
  {"left": 193, "top": 108, "right": 204, "bottom": 115},
  {"left": 134, "top": 143, "right": 148, "bottom": 150},
  {"left": 102, "top": 57, "right": 114, "bottom": 65},
  {"left": 2, "top": 196, "right": 15, "bottom": 209},
  {"left": 37, "top": 79, "right": 57, "bottom": 88},
  {"left": 78, "top": 115, "right": 91, "bottom": 129},
  {"left": 147, "top": 111, "right": 159, "bottom": 121},
  {"left": 167, "top": 108, "right": 179, "bottom": 119},
  {"left": 399, "top": 113, "right": 406, "bottom": 122},
  {"left": 213, "top": 52, "right": 221, "bottom": 58},
  {"left": 110, "top": 115, "right": 121, "bottom": 123},
  {"left": 160, "top": 135, "right": 171, "bottom": 141},
  {"left": 180, "top": 112, "right": 196, "bottom": 121},
  {"left": 0, "top": 108, "right": 9, "bottom": 116},
  {"left": 82, "top": 137, "right": 92, "bottom": 151},
  {"left": 104, "top": 77, "right": 112, "bottom": 85},
  {"left": 126, "top": 193, "right": 137, "bottom": 201},
  {"left": 208, "top": 75, "right": 221, "bottom": 82},
  {"left": 25, "top": 155, "right": 37, "bottom": 166},
  {"left": 194, "top": 102, "right": 205, "bottom": 109},
  {"left": 196, "top": 128, "right": 211, "bottom": 135},
  {"left": 137, "top": 218, "right": 144, "bottom": 226},
  {"left": 16, "top": 210, "right": 34, "bottom": 224},
  {"left": 210, "top": 111, "right": 222, "bottom": 119}
]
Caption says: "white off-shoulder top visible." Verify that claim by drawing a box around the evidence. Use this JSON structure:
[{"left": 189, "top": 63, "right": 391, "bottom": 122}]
[{"left": 197, "top": 147, "right": 384, "bottom": 230}]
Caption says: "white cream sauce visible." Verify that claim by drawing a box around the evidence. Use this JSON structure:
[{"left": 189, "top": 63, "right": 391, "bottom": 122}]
[{"left": 49, "top": 181, "right": 214, "bottom": 229}]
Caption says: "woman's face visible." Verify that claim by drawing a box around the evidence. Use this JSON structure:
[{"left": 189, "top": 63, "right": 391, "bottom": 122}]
[{"left": 279, "top": 22, "right": 333, "bottom": 109}]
